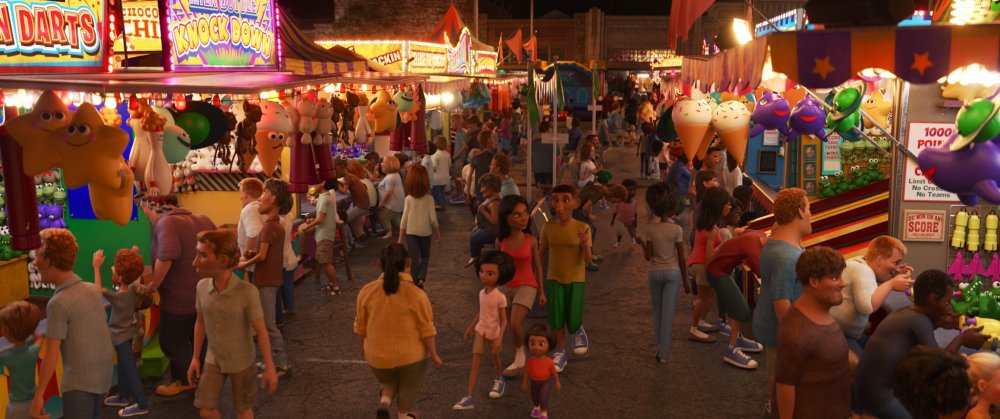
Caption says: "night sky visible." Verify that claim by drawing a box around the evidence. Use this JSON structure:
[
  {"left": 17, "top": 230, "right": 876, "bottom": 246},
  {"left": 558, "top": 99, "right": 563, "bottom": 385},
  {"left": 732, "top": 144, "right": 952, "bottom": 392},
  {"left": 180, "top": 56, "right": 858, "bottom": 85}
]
[{"left": 278, "top": 0, "right": 671, "bottom": 21}]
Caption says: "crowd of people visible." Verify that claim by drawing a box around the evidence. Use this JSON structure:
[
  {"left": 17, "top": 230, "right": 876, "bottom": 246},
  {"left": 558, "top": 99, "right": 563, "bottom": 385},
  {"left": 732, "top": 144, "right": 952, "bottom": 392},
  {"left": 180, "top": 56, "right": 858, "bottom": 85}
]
[{"left": 6, "top": 100, "right": 998, "bottom": 419}]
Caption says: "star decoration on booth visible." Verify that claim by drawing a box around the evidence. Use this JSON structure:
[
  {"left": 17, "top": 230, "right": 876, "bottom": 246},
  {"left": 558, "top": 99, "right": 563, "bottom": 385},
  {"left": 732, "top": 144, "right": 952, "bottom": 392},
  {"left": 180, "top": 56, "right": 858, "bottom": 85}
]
[
  {"left": 911, "top": 51, "right": 933, "bottom": 76},
  {"left": 5, "top": 90, "right": 72, "bottom": 176},
  {"left": 813, "top": 56, "right": 835, "bottom": 80},
  {"left": 50, "top": 103, "right": 130, "bottom": 191}
]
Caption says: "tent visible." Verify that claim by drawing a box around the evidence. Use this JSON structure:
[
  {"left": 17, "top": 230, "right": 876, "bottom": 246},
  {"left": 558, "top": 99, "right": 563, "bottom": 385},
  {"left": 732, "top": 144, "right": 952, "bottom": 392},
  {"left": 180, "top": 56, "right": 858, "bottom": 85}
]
[{"left": 424, "top": 4, "right": 495, "bottom": 51}]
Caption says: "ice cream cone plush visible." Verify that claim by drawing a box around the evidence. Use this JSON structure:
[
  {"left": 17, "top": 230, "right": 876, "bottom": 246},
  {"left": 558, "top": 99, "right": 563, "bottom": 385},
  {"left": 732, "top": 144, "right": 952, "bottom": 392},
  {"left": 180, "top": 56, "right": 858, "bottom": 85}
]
[
  {"left": 695, "top": 129, "right": 715, "bottom": 160},
  {"left": 672, "top": 98, "right": 713, "bottom": 160},
  {"left": 711, "top": 100, "right": 752, "bottom": 164},
  {"left": 255, "top": 101, "right": 294, "bottom": 176}
]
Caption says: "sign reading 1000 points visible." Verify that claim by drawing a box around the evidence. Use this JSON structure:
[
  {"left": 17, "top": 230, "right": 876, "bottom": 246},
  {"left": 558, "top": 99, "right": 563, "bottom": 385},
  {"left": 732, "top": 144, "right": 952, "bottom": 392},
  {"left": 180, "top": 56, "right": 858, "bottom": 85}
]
[
  {"left": 167, "top": 0, "right": 276, "bottom": 70},
  {"left": 904, "top": 122, "right": 959, "bottom": 202}
]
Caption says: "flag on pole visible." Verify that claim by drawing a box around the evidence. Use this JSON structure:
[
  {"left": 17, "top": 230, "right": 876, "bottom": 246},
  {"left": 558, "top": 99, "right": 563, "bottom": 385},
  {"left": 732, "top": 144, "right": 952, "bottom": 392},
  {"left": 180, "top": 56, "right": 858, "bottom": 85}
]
[
  {"left": 554, "top": 63, "right": 565, "bottom": 114},
  {"left": 505, "top": 29, "right": 523, "bottom": 64},
  {"left": 526, "top": 64, "right": 540, "bottom": 128},
  {"left": 668, "top": 0, "right": 715, "bottom": 50},
  {"left": 497, "top": 32, "right": 505, "bottom": 65},
  {"left": 523, "top": 35, "right": 538, "bottom": 64}
]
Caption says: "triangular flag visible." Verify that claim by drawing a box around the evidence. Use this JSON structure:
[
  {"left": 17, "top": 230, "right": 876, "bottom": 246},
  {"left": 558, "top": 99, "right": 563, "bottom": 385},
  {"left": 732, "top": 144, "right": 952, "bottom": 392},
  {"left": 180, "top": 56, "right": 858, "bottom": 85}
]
[
  {"left": 497, "top": 32, "right": 505, "bottom": 66},
  {"left": 527, "top": 64, "right": 540, "bottom": 128},
  {"left": 523, "top": 35, "right": 537, "bottom": 64},
  {"left": 505, "top": 29, "right": 523, "bottom": 64},
  {"left": 668, "top": 0, "right": 715, "bottom": 50}
]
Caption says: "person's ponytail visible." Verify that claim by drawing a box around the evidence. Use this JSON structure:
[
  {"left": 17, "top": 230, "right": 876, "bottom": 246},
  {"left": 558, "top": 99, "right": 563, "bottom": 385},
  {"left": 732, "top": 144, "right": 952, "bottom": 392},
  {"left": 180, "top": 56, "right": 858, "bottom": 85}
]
[{"left": 380, "top": 243, "right": 409, "bottom": 295}]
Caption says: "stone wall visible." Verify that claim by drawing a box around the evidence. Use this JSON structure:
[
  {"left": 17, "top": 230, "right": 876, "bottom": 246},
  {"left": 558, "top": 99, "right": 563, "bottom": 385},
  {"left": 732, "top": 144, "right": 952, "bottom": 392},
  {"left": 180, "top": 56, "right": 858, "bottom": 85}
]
[{"left": 312, "top": 0, "right": 478, "bottom": 39}]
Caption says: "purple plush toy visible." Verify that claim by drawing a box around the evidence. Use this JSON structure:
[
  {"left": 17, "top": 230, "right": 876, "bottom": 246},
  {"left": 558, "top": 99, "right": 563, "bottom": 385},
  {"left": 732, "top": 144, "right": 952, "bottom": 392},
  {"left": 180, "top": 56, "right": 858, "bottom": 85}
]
[
  {"left": 49, "top": 205, "right": 66, "bottom": 229},
  {"left": 37, "top": 204, "right": 50, "bottom": 230},
  {"left": 918, "top": 134, "right": 1000, "bottom": 206},
  {"left": 787, "top": 96, "right": 828, "bottom": 141},
  {"left": 749, "top": 91, "right": 792, "bottom": 138}
]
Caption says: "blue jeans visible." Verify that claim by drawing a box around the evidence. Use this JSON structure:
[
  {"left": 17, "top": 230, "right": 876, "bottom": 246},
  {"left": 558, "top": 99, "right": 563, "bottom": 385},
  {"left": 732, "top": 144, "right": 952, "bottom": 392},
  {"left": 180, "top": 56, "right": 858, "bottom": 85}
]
[
  {"left": 864, "top": 397, "right": 912, "bottom": 419},
  {"left": 115, "top": 340, "right": 148, "bottom": 408},
  {"left": 500, "top": 137, "right": 512, "bottom": 153},
  {"left": 469, "top": 228, "right": 496, "bottom": 258},
  {"left": 62, "top": 390, "right": 102, "bottom": 419},
  {"left": 846, "top": 333, "right": 869, "bottom": 355},
  {"left": 648, "top": 269, "right": 682, "bottom": 359},
  {"left": 640, "top": 151, "right": 649, "bottom": 176},
  {"left": 277, "top": 269, "right": 295, "bottom": 324},
  {"left": 431, "top": 185, "right": 447, "bottom": 207}
]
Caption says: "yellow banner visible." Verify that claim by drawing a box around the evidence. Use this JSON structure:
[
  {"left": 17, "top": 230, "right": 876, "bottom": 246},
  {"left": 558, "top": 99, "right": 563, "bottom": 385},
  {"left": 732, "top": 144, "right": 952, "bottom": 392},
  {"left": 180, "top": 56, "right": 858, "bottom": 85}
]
[
  {"left": 0, "top": 0, "right": 108, "bottom": 73},
  {"left": 409, "top": 43, "right": 447, "bottom": 74},
  {"left": 113, "top": 1, "right": 161, "bottom": 53},
  {"left": 166, "top": 0, "right": 277, "bottom": 70},
  {"left": 347, "top": 43, "right": 404, "bottom": 71}
]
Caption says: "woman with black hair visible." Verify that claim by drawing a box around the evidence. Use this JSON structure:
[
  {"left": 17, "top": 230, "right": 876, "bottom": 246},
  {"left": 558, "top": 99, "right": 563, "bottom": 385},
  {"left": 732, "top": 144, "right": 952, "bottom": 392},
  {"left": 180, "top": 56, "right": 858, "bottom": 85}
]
[
  {"left": 495, "top": 195, "right": 545, "bottom": 378},
  {"left": 687, "top": 187, "right": 732, "bottom": 346},
  {"left": 355, "top": 244, "right": 442, "bottom": 419}
]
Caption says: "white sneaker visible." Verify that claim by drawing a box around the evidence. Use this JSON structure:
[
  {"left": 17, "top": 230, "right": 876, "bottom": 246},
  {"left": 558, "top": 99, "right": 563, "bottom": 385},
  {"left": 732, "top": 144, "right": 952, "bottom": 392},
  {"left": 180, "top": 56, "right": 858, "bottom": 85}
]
[{"left": 613, "top": 241, "right": 621, "bottom": 248}]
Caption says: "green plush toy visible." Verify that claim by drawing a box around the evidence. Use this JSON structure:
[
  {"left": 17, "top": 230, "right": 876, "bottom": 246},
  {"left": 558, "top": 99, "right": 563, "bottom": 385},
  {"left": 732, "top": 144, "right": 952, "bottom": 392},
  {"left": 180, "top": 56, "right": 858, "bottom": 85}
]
[{"left": 826, "top": 83, "right": 865, "bottom": 136}]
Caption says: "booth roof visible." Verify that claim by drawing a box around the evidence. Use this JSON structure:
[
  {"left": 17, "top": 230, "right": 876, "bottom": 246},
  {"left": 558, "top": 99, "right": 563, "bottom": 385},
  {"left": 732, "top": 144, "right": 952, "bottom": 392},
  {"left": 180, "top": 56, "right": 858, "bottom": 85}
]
[
  {"left": 424, "top": 3, "right": 495, "bottom": 51},
  {"left": 681, "top": 23, "right": 1000, "bottom": 90},
  {"left": 0, "top": 71, "right": 427, "bottom": 94}
]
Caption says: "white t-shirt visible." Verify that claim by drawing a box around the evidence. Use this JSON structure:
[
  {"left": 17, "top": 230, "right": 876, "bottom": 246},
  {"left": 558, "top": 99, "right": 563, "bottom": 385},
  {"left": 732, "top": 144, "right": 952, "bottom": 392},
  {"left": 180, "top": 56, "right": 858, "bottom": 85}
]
[
  {"left": 378, "top": 173, "right": 405, "bottom": 213},
  {"left": 830, "top": 257, "right": 879, "bottom": 339},
  {"left": 430, "top": 149, "right": 451, "bottom": 186},
  {"left": 238, "top": 201, "right": 264, "bottom": 272},
  {"left": 280, "top": 213, "right": 298, "bottom": 271},
  {"left": 578, "top": 160, "right": 596, "bottom": 188}
]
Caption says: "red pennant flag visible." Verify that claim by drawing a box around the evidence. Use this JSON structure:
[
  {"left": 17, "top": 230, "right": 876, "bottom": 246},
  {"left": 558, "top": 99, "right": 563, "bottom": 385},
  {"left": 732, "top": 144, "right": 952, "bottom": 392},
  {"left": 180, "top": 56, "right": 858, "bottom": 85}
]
[
  {"left": 668, "top": 0, "right": 715, "bottom": 50},
  {"left": 523, "top": 35, "right": 537, "bottom": 64},
  {"left": 505, "top": 29, "right": 523, "bottom": 64}
]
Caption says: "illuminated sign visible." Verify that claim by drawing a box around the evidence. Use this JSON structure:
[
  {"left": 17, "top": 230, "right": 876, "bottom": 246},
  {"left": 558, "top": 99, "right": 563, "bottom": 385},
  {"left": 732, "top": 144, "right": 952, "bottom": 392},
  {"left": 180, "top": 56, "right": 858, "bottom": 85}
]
[
  {"left": 446, "top": 29, "right": 471, "bottom": 75},
  {"left": 474, "top": 50, "right": 497, "bottom": 75},
  {"left": 113, "top": 1, "right": 161, "bottom": 53},
  {"left": 166, "top": 0, "right": 277, "bottom": 71},
  {"left": 408, "top": 43, "right": 447, "bottom": 74},
  {"left": 0, "top": 0, "right": 108, "bottom": 74},
  {"left": 347, "top": 43, "right": 404, "bottom": 71}
]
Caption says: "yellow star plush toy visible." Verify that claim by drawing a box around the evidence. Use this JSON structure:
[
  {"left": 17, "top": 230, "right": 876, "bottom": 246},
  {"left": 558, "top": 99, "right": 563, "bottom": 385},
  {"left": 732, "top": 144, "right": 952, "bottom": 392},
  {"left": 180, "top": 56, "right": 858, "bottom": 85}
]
[
  {"left": 6, "top": 90, "right": 73, "bottom": 175},
  {"left": 51, "top": 103, "right": 134, "bottom": 225}
]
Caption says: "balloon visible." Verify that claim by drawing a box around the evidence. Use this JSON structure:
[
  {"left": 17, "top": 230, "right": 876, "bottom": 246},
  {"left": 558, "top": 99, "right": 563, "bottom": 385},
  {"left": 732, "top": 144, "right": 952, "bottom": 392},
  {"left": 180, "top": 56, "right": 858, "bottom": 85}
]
[{"left": 174, "top": 113, "right": 210, "bottom": 147}]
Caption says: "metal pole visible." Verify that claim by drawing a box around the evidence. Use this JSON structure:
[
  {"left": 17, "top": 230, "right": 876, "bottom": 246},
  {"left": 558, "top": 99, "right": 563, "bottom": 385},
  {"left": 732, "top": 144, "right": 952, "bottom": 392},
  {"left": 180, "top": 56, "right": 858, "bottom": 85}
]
[
  {"left": 744, "top": 0, "right": 782, "bottom": 33},
  {"left": 800, "top": 88, "right": 917, "bottom": 162},
  {"left": 474, "top": 0, "right": 479, "bottom": 38},
  {"left": 530, "top": 0, "right": 534, "bottom": 37}
]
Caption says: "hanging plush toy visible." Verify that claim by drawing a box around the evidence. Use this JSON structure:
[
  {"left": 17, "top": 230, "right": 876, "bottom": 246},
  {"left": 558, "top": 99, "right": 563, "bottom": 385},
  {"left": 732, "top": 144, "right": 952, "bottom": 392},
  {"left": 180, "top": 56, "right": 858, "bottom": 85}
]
[
  {"left": 141, "top": 111, "right": 172, "bottom": 197},
  {"left": 315, "top": 99, "right": 335, "bottom": 144},
  {"left": 787, "top": 96, "right": 828, "bottom": 141},
  {"left": 394, "top": 90, "right": 415, "bottom": 116},
  {"left": 51, "top": 103, "right": 134, "bottom": 225},
  {"left": 672, "top": 98, "right": 713, "bottom": 160},
  {"left": 128, "top": 100, "right": 151, "bottom": 189},
  {"left": 353, "top": 92, "right": 372, "bottom": 144},
  {"left": 749, "top": 90, "right": 792, "bottom": 138},
  {"left": 862, "top": 89, "right": 892, "bottom": 133},
  {"left": 235, "top": 101, "right": 262, "bottom": 172},
  {"left": 100, "top": 106, "right": 122, "bottom": 127},
  {"left": 826, "top": 81, "right": 865, "bottom": 137},
  {"left": 409, "top": 85, "right": 428, "bottom": 155},
  {"left": 371, "top": 89, "right": 399, "bottom": 133},
  {"left": 953, "top": 208, "right": 970, "bottom": 248},
  {"left": 254, "top": 101, "right": 294, "bottom": 176},
  {"left": 7, "top": 90, "right": 73, "bottom": 175},
  {"left": 711, "top": 100, "right": 752, "bottom": 164},
  {"left": 918, "top": 138, "right": 1000, "bottom": 206},
  {"left": 215, "top": 111, "right": 238, "bottom": 167},
  {"left": 297, "top": 96, "right": 318, "bottom": 144}
]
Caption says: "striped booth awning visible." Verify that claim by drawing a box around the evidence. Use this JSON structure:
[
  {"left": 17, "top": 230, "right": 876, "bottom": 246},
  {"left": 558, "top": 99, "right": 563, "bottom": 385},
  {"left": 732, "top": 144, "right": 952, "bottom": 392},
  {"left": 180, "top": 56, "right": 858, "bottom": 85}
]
[
  {"left": 682, "top": 23, "right": 1000, "bottom": 90},
  {"left": 279, "top": 7, "right": 370, "bottom": 76}
]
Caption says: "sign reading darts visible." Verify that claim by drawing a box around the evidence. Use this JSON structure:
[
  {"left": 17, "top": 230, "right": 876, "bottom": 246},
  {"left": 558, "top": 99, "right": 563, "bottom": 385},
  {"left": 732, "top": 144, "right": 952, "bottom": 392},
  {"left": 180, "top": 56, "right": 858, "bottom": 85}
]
[
  {"left": 0, "top": 0, "right": 108, "bottom": 73},
  {"left": 166, "top": 0, "right": 277, "bottom": 70}
]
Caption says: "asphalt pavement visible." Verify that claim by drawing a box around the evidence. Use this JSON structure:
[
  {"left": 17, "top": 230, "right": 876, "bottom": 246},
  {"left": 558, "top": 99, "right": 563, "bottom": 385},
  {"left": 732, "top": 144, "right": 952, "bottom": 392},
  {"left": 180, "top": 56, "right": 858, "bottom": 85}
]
[{"left": 116, "top": 145, "right": 769, "bottom": 418}]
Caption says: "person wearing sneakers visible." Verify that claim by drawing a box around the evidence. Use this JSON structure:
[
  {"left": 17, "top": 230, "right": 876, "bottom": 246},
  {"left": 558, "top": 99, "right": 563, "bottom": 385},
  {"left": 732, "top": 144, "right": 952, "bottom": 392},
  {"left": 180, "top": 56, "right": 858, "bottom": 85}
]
[
  {"left": 237, "top": 179, "right": 293, "bottom": 378},
  {"left": 188, "top": 230, "right": 278, "bottom": 419},
  {"left": 638, "top": 182, "right": 687, "bottom": 363},
  {"left": 497, "top": 195, "right": 546, "bottom": 378},
  {"left": 539, "top": 184, "right": 594, "bottom": 373},
  {"left": 143, "top": 195, "right": 216, "bottom": 398},
  {"left": 454, "top": 251, "right": 515, "bottom": 410},
  {"left": 774, "top": 246, "right": 851, "bottom": 419},
  {"left": 687, "top": 187, "right": 731, "bottom": 344},
  {"left": 705, "top": 230, "right": 767, "bottom": 369},
  {"left": 753, "top": 187, "right": 809, "bottom": 412},
  {"left": 830, "top": 236, "right": 914, "bottom": 355},
  {"left": 298, "top": 179, "right": 342, "bottom": 296}
]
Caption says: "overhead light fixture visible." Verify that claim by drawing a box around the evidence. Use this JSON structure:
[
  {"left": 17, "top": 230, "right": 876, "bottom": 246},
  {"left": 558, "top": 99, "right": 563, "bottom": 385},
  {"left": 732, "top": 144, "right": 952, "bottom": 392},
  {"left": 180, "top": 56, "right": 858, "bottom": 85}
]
[
  {"left": 715, "top": 19, "right": 754, "bottom": 50},
  {"left": 733, "top": 19, "right": 754, "bottom": 45}
]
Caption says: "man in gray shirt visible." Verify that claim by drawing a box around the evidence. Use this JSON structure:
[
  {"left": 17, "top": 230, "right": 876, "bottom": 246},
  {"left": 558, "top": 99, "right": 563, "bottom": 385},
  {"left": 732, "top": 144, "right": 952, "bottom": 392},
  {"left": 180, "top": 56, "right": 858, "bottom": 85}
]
[
  {"left": 856, "top": 269, "right": 988, "bottom": 419},
  {"left": 30, "top": 229, "right": 114, "bottom": 419}
]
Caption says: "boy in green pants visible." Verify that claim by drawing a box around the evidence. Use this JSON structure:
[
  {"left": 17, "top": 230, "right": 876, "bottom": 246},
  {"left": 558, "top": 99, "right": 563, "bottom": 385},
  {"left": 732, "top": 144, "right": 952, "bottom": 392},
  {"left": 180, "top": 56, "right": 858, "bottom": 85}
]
[{"left": 540, "top": 184, "right": 593, "bottom": 372}]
